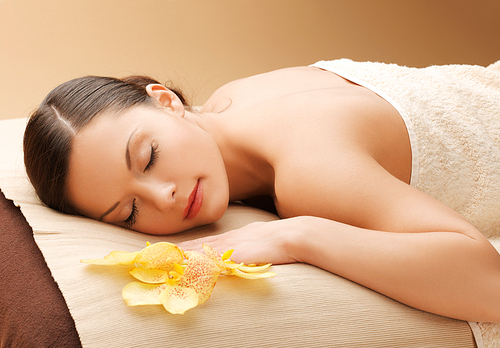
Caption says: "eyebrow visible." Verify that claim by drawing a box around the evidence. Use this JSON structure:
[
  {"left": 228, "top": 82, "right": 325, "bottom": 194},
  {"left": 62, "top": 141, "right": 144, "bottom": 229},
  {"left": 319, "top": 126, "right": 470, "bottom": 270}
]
[
  {"left": 125, "top": 129, "right": 137, "bottom": 170},
  {"left": 99, "top": 201, "right": 120, "bottom": 221},
  {"left": 100, "top": 128, "right": 138, "bottom": 221}
]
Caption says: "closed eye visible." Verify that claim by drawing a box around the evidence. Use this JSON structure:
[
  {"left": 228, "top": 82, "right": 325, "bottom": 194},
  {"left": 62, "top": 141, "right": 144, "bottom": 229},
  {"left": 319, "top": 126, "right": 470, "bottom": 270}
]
[
  {"left": 124, "top": 198, "right": 138, "bottom": 228},
  {"left": 144, "top": 142, "right": 159, "bottom": 172}
]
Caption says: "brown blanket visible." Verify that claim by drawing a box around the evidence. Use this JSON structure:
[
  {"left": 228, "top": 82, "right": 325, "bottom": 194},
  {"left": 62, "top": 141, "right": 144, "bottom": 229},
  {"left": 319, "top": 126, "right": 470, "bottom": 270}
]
[{"left": 0, "top": 188, "right": 81, "bottom": 347}]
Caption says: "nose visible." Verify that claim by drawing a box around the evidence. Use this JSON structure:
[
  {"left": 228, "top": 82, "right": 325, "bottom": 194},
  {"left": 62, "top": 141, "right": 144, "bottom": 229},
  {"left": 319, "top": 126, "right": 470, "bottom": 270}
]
[{"left": 144, "top": 181, "right": 176, "bottom": 212}]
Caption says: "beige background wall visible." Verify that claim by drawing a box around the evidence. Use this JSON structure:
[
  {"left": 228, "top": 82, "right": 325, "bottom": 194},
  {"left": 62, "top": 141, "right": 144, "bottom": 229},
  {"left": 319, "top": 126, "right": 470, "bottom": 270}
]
[{"left": 1, "top": 0, "right": 499, "bottom": 120}]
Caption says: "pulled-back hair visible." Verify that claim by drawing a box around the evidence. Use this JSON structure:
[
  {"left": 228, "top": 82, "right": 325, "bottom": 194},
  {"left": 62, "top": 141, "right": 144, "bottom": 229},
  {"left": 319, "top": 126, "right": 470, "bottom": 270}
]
[{"left": 23, "top": 75, "right": 188, "bottom": 214}]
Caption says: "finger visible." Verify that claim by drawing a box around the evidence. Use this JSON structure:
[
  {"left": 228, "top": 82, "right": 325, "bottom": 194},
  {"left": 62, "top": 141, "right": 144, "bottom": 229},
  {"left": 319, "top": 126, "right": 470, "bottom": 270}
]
[
  {"left": 177, "top": 235, "right": 222, "bottom": 252},
  {"left": 177, "top": 239, "right": 204, "bottom": 252}
]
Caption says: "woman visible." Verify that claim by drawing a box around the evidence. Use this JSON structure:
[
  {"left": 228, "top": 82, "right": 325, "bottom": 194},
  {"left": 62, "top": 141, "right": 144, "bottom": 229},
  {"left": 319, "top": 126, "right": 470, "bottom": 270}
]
[{"left": 23, "top": 59, "right": 500, "bottom": 322}]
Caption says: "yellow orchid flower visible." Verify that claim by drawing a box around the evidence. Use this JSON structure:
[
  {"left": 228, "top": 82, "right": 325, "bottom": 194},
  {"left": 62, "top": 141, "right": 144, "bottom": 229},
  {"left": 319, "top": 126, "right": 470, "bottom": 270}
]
[
  {"left": 81, "top": 242, "right": 275, "bottom": 314},
  {"left": 122, "top": 250, "right": 220, "bottom": 314}
]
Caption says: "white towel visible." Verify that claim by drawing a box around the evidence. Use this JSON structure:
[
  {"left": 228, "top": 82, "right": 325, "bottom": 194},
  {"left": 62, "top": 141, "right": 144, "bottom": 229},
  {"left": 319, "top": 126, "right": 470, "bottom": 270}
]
[
  {"left": 312, "top": 59, "right": 500, "bottom": 239},
  {"left": 312, "top": 59, "right": 500, "bottom": 348}
]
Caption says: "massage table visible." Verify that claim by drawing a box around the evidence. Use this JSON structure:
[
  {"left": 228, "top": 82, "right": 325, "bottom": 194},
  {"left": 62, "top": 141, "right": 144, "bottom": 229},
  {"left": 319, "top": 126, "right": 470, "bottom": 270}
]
[{"left": 0, "top": 116, "right": 494, "bottom": 347}]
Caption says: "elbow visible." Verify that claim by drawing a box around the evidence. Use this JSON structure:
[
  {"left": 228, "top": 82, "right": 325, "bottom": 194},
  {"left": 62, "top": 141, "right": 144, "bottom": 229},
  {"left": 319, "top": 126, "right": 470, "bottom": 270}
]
[
  {"left": 452, "top": 239, "right": 500, "bottom": 322},
  {"left": 474, "top": 289, "right": 500, "bottom": 323},
  {"left": 477, "top": 271, "right": 500, "bottom": 322},
  {"left": 473, "top": 242, "right": 500, "bottom": 322}
]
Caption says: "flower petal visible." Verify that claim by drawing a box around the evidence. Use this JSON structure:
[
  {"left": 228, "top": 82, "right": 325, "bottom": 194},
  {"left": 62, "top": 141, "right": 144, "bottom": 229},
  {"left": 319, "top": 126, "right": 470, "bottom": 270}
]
[
  {"left": 160, "top": 285, "right": 199, "bottom": 314},
  {"left": 236, "top": 263, "right": 272, "bottom": 273},
  {"left": 231, "top": 268, "right": 276, "bottom": 279},
  {"left": 202, "top": 244, "right": 223, "bottom": 262},
  {"left": 222, "top": 261, "right": 245, "bottom": 270},
  {"left": 80, "top": 250, "right": 139, "bottom": 265},
  {"left": 202, "top": 244, "right": 274, "bottom": 274},
  {"left": 122, "top": 282, "right": 167, "bottom": 306},
  {"left": 181, "top": 251, "right": 220, "bottom": 304},
  {"left": 129, "top": 268, "right": 170, "bottom": 284},
  {"left": 174, "top": 263, "right": 184, "bottom": 275},
  {"left": 135, "top": 242, "right": 184, "bottom": 271},
  {"left": 221, "top": 249, "right": 234, "bottom": 261},
  {"left": 105, "top": 250, "right": 140, "bottom": 263}
]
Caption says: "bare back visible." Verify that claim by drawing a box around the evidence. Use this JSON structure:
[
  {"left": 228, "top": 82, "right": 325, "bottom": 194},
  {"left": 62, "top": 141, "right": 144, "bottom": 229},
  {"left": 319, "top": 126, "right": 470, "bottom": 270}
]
[
  {"left": 185, "top": 65, "right": 500, "bottom": 322},
  {"left": 202, "top": 66, "right": 414, "bottom": 229}
]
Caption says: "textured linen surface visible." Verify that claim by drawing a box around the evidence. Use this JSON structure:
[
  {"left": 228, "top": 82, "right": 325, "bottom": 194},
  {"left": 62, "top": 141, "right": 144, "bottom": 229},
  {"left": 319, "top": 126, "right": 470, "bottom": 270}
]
[{"left": 0, "top": 117, "right": 480, "bottom": 346}]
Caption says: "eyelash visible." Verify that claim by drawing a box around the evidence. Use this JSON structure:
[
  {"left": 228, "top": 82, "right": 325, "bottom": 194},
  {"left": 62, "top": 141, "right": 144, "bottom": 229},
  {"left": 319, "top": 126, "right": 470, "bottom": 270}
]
[
  {"left": 125, "top": 143, "right": 158, "bottom": 228},
  {"left": 124, "top": 198, "right": 138, "bottom": 228},
  {"left": 144, "top": 143, "right": 159, "bottom": 172}
]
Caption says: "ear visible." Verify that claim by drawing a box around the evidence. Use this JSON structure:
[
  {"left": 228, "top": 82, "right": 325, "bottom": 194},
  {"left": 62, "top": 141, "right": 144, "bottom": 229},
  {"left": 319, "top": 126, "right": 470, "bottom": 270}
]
[{"left": 146, "top": 84, "right": 185, "bottom": 117}]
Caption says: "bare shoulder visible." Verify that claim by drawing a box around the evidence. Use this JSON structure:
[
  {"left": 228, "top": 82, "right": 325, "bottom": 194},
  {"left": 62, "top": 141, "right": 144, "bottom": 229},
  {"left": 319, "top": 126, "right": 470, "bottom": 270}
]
[
  {"left": 202, "top": 66, "right": 351, "bottom": 112},
  {"left": 274, "top": 147, "right": 478, "bottom": 238}
]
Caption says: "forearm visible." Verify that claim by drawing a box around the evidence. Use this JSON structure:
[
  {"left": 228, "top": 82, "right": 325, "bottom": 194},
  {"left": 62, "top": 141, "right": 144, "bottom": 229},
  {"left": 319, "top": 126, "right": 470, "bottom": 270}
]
[{"left": 289, "top": 216, "right": 500, "bottom": 322}]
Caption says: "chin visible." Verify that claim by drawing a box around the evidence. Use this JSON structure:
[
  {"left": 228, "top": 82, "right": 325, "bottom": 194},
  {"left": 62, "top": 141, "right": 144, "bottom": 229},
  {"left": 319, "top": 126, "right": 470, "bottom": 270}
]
[{"left": 203, "top": 196, "right": 229, "bottom": 225}]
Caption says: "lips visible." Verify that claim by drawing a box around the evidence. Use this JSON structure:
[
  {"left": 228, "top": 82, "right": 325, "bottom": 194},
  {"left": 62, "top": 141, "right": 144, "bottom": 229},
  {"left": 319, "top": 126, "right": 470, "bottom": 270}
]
[{"left": 184, "top": 179, "right": 203, "bottom": 219}]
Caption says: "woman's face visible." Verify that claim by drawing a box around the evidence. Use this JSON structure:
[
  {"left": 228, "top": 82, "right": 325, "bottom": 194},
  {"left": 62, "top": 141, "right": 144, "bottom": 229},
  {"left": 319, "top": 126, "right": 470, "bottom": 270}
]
[{"left": 66, "top": 104, "right": 229, "bottom": 235}]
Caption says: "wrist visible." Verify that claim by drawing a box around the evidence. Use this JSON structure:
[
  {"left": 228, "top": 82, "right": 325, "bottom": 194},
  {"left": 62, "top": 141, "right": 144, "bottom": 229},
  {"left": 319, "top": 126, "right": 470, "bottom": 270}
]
[{"left": 282, "top": 216, "right": 315, "bottom": 264}]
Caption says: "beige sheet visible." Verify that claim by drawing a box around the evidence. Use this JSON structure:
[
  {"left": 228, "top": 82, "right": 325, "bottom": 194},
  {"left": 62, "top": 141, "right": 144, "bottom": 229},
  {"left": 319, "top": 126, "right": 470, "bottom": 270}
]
[{"left": 0, "top": 117, "right": 479, "bottom": 348}]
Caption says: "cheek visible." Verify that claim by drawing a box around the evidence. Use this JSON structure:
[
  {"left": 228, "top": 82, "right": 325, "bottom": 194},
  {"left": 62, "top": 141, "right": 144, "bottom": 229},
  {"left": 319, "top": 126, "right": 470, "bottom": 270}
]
[
  {"left": 134, "top": 211, "right": 184, "bottom": 235},
  {"left": 161, "top": 129, "right": 223, "bottom": 177},
  {"left": 209, "top": 194, "right": 229, "bottom": 223},
  {"left": 204, "top": 167, "right": 230, "bottom": 223}
]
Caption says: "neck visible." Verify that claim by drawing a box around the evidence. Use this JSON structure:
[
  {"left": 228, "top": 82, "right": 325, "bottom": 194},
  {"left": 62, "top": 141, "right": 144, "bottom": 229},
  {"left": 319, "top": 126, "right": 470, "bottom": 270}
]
[
  {"left": 223, "top": 144, "right": 275, "bottom": 202},
  {"left": 185, "top": 111, "right": 275, "bottom": 202}
]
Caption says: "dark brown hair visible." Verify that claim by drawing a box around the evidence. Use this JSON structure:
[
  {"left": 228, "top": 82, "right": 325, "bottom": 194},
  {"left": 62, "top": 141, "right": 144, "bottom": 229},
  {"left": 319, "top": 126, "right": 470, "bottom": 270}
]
[{"left": 23, "top": 75, "right": 188, "bottom": 214}]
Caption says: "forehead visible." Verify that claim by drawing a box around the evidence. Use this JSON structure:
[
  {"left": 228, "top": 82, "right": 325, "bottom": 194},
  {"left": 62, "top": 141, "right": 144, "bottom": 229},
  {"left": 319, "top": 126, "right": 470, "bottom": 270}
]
[
  {"left": 71, "top": 104, "right": 169, "bottom": 155},
  {"left": 65, "top": 108, "right": 145, "bottom": 217}
]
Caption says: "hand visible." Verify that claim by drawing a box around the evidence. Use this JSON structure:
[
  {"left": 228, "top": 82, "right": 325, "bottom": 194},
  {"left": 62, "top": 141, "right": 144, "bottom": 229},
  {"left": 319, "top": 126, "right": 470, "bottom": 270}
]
[{"left": 178, "top": 218, "right": 304, "bottom": 265}]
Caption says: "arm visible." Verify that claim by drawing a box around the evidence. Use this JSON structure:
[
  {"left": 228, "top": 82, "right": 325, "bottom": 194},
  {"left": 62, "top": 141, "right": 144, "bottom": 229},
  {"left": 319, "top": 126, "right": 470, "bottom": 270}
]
[
  {"left": 290, "top": 215, "right": 500, "bottom": 322},
  {"left": 286, "top": 154, "right": 500, "bottom": 322},
  {"left": 181, "top": 214, "right": 500, "bottom": 322},
  {"left": 181, "top": 153, "right": 500, "bottom": 322}
]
